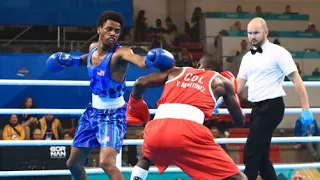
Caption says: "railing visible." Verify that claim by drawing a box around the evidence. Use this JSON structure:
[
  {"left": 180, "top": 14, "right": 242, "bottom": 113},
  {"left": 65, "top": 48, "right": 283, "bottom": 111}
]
[{"left": 0, "top": 39, "right": 151, "bottom": 52}]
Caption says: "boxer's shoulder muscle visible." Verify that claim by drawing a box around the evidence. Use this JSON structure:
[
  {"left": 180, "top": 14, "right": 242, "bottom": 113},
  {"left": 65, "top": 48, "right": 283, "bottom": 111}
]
[
  {"left": 167, "top": 67, "right": 184, "bottom": 81},
  {"left": 89, "top": 42, "right": 98, "bottom": 50},
  {"left": 211, "top": 74, "right": 227, "bottom": 97}
]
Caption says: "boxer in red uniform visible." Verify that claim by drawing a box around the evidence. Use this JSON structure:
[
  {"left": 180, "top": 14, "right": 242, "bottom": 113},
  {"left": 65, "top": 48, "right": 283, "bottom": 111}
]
[{"left": 127, "top": 54, "right": 247, "bottom": 180}]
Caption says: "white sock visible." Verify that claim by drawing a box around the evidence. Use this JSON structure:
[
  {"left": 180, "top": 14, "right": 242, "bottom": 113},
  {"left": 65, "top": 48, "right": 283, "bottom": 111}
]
[{"left": 130, "top": 165, "right": 149, "bottom": 180}]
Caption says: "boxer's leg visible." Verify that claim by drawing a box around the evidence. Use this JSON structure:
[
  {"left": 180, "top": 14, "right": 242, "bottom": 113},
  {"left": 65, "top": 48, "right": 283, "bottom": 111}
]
[
  {"left": 130, "top": 157, "right": 152, "bottom": 180},
  {"left": 174, "top": 121, "right": 242, "bottom": 179},
  {"left": 95, "top": 105, "right": 127, "bottom": 180},
  {"left": 130, "top": 120, "right": 173, "bottom": 180},
  {"left": 66, "top": 147, "right": 92, "bottom": 180},
  {"left": 223, "top": 172, "right": 247, "bottom": 180},
  {"left": 67, "top": 105, "right": 99, "bottom": 180}
]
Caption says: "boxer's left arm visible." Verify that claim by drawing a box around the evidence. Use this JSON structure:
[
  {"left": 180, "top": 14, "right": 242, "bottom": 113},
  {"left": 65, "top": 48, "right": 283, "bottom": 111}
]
[
  {"left": 119, "top": 48, "right": 147, "bottom": 68},
  {"left": 131, "top": 69, "right": 171, "bottom": 100},
  {"left": 120, "top": 47, "right": 175, "bottom": 71}
]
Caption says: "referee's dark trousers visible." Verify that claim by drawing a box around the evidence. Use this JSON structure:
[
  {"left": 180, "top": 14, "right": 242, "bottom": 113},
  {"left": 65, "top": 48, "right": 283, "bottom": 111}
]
[{"left": 243, "top": 97, "right": 285, "bottom": 180}]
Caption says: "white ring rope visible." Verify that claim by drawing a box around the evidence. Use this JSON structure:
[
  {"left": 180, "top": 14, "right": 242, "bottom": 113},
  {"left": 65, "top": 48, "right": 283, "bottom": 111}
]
[
  {"left": 1, "top": 137, "right": 320, "bottom": 146},
  {"left": 1, "top": 80, "right": 319, "bottom": 177},
  {"left": 0, "top": 163, "right": 319, "bottom": 177},
  {"left": 0, "top": 79, "right": 320, "bottom": 87},
  {"left": 0, "top": 79, "right": 133, "bottom": 87},
  {"left": 0, "top": 108, "right": 319, "bottom": 115}
]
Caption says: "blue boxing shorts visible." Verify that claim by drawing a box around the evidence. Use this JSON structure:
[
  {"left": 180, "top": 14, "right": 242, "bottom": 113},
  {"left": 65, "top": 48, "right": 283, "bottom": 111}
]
[{"left": 73, "top": 103, "right": 127, "bottom": 152}]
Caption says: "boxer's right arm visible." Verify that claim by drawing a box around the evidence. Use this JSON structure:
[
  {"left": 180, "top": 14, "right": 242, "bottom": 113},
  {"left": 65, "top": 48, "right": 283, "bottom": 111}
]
[
  {"left": 46, "top": 42, "right": 97, "bottom": 73},
  {"left": 132, "top": 69, "right": 171, "bottom": 99},
  {"left": 221, "top": 79, "right": 245, "bottom": 128},
  {"left": 127, "top": 68, "right": 173, "bottom": 126}
]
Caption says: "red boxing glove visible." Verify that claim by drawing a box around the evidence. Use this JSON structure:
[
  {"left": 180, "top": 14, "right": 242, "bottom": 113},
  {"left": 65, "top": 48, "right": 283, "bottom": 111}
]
[
  {"left": 126, "top": 94, "right": 150, "bottom": 126},
  {"left": 220, "top": 71, "right": 240, "bottom": 104}
]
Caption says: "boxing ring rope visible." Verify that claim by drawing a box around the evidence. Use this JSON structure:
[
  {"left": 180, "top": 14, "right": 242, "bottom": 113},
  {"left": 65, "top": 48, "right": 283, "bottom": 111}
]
[
  {"left": 0, "top": 79, "right": 320, "bottom": 87},
  {"left": 0, "top": 108, "right": 319, "bottom": 115},
  {"left": 2, "top": 136, "right": 320, "bottom": 146},
  {"left": 1, "top": 79, "right": 320, "bottom": 177},
  {"left": 2, "top": 163, "right": 320, "bottom": 177}
]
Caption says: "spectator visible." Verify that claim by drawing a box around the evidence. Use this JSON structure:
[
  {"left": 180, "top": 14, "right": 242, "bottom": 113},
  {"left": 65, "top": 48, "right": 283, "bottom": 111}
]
[
  {"left": 37, "top": 114, "right": 63, "bottom": 140},
  {"left": 273, "top": 39, "right": 281, "bottom": 46},
  {"left": 124, "top": 28, "right": 133, "bottom": 42},
  {"left": 209, "top": 126, "right": 228, "bottom": 153},
  {"left": 128, "top": 130, "right": 144, "bottom": 166},
  {"left": 230, "top": 21, "right": 242, "bottom": 30},
  {"left": 305, "top": 22, "right": 318, "bottom": 32},
  {"left": 312, "top": 67, "right": 320, "bottom": 76},
  {"left": 134, "top": 10, "right": 148, "bottom": 42},
  {"left": 295, "top": 117, "right": 320, "bottom": 161},
  {"left": 236, "top": 5, "right": 243, "bottom": 13},
  {"left": 255, "top": 6, "right": 263, "bottom": 14},
  {"left": 148, "top": 19, "right": 168, "bottom": 49},
  {"left": 122, "top": 145, "right": 129, "bottom": 166},
  {"left": 162, "top": 17, "right": 178, "bottom": 46},
  {"left": 63, "top": 130, "right": 73, "bottom": 140},
  {"left": 149, "top": 19, "right": 166, "bottom": 35},
  {"left": 32, "top": 128, "right": 42, "bottom": 140},
  {"left": 19, "top": 96, "right": 38, "bottom": 140},
  {"left": 291, "top": 171, "right": 304, "bottom": 180},
  {"left": 236, "top": 40, "right": 248, "bottom": 56},
  {"left": 284, "top": 5, "right": 292, "bottom": 14},
  {"left": 2, "top": 114, "right": 25, "bottom": 140},
  {"left": 176, "top": 48, "right": 194, "bottom": 67},
  {"left": 149, "top": 34, "right": 168, "bottom": 49},
  {"left": 191, "top": 7, "right": 202, "bottom": 42}
]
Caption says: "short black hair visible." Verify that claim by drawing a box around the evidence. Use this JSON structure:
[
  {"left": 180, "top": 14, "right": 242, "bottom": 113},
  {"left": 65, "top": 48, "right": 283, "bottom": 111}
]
[
  {"left": 199, "top": 53, "right": 223, "bottom": 72},
  {"left": 97, "top": 11, "right": 124, "bottom": 28}
]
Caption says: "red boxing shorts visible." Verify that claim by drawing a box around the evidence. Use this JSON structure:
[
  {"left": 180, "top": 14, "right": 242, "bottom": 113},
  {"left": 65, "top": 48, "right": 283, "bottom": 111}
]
[{"left": 142, "top": 104, "right": 240, "bottom": 179}]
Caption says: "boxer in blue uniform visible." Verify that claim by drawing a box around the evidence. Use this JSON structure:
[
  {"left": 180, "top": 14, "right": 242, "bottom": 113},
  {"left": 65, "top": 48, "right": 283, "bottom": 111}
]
[{"left": 46, "top": 11, "right": 174, "bottom": 180}]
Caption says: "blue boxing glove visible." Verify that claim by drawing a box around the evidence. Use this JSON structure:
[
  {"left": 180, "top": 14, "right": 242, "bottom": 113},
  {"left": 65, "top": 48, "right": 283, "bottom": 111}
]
[
  {"left": 301, "top": 109, "right": 314, "bottom": 126},
  {"left": 46, "top": 52, "right": 81, "bottom": 73},
  {"left": 145, "top": 48, "right": 174, "bottom": 71}
]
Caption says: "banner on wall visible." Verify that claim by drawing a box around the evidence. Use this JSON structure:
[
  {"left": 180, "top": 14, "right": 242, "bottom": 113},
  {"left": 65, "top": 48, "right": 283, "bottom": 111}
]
[{"left": 0, "top": 0, "right": 133, "bottom": 27}]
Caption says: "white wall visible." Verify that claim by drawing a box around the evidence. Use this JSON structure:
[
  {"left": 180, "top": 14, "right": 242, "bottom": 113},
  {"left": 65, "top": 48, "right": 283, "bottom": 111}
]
[
  {"left": 133, "top": 0, "right": 169, "bottom": 27},
  {"left": 132, "top": 0, "right": 320, "bottom": 129},
  {"left": 133, "top": 0, "right": 320, "bottom": 32},
  {"left": 221, "top": 36, "right": 320, "bottom": 56},
  {"left": 203, "top": 18, "right": 309, "bottom": 38},
  {"left": 185, "top": 0, "right": 320, "bottom": 29}
]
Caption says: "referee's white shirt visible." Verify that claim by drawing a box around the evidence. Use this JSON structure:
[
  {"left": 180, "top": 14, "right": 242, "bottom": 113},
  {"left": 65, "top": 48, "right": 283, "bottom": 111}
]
[{"left": 237, "top": 40, "right": 298, "bottom": 102}]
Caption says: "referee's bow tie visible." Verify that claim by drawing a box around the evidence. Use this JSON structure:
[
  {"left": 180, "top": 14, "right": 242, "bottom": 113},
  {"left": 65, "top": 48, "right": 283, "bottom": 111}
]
[{"left": 250, "top": 47, "right": 263, "bottom": 55}]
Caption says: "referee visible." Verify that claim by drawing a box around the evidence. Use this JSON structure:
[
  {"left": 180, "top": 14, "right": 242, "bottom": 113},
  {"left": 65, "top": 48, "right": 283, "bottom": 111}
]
[{"left": 236, "top": 17, "right": 314, "bottom": 180}]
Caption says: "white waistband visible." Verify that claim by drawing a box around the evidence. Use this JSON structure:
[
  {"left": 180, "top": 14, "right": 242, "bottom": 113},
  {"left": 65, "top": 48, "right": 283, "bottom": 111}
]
[
  {"left": 154, "top": 104, "right": 205, "bottom": 124},
  {"left": 92, "top": 94, "right": 125, "bottom": 109}
]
